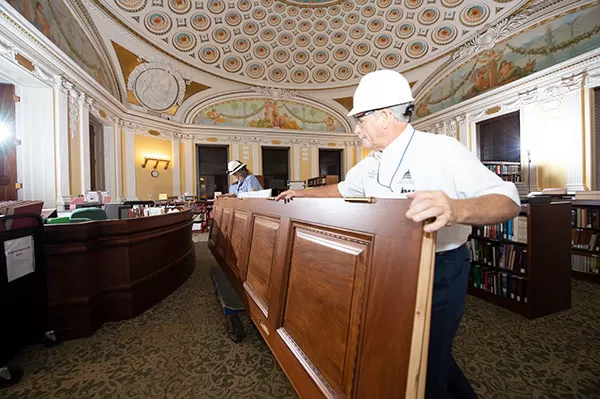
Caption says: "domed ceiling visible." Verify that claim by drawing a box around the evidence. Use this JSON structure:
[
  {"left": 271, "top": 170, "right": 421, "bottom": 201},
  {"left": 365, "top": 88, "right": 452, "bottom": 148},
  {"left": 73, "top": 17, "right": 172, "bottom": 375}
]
[{"left": 98, "top": 0, "right": 526, "bottom": 89}]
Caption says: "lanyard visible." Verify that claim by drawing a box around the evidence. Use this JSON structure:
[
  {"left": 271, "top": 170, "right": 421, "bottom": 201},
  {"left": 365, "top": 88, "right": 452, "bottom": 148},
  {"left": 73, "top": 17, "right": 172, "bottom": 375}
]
[{"left": 376, "top": 128, "right": 416, "bottom": 192}]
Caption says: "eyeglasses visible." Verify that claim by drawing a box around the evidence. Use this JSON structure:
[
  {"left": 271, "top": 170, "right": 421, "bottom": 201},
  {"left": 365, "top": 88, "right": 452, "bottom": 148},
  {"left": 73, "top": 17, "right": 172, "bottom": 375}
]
[{"left": 354, "top": 107, "right": 386, "bottom": 123}]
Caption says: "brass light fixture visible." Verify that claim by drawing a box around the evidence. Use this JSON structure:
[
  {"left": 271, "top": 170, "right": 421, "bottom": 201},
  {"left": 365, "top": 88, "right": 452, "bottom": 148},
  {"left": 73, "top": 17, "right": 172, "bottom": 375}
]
[{"left": 142, "top": 156, "right": 170, "bottom": 170}]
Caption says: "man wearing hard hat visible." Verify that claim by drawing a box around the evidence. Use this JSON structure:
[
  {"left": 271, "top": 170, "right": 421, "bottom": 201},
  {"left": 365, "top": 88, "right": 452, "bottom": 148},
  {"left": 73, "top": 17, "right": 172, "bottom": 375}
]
[
  {"left": 276, "top": 69, "right": 520, "bottom": 398},
  {"left": 220, "top": 160, "right": 263, "bottom": 197}
]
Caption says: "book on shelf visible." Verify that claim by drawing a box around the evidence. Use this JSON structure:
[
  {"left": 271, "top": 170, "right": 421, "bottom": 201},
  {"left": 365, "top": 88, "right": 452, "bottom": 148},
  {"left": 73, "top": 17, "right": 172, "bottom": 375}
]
[
  {"left": 470, "top": 264, "right": 527, "bottom": 303},
  {"left": 571, "top": 254, "right": 600, "bottom": 275},
  {"left": 471, "top": 215, "right": 528, "bottom": 243},
  {"left": 574, "top": 190, "right": 600, "bottom": 200},
  {"left": 541, "top": 187, "right": 568, "bottom": 195}
]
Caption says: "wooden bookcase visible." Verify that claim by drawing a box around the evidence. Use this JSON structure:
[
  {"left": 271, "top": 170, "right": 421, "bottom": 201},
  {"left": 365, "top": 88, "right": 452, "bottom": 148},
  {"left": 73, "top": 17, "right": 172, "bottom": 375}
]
[
  {"left": 306, "top": 175, "right": 339, "bottom": 188},
  {"left": 481, "top": 161, "right": 521, "bottom": 183},
  {"left": 468, "top": 202, "right": 571, "bottom": 319},
  {"left": 570, "top": 200, "right": 600, "bottom": 283}
]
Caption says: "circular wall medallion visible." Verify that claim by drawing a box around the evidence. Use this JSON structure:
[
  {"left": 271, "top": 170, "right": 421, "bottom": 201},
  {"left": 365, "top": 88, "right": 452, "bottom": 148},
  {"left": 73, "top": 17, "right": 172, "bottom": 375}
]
[
  {"left": 287, "top": 6, "right": 299, "bottom": 16},
  {"left": 261, "top": 0, "right": 273, "bottom": 6},
  {"left": 268, "top": 14, "right": 281, "bottom": 26},
  {"left": 173, "top": 31, "right": 196, "bottom": 52},
  {"left": 313, "top": 50, "right": 329, "bottom": 64},
  {"left": 233, "top": 37, "right": 251, "bottom": 53},
  {"left": 377, "top": 0, "right": 392, "bottom": 7},
  {"left": 168, "top": 0, "right": 191, "bottom": 14},
  {"left": 330, "top": 17, "right": 343, "bottom": 29},
  {"left": 333, "top": 47, "right": 349, "bottom": 61},
  {"left": 207, "top": 0, "right": 225, "bottom": 13},
  {"left": 293, "top": 51, "right": 310, "bottom": 64},
  {"left": 331, "top": 31, "right": 346, "bottom": 44},
  {"left": 367, "top": 18, "right": 384, "bottom": 32},
  {"left": 238, "top": 0, "right": 251, "bottom": 11},
  {"left": 314, "top": 20, "right": 327, "bottom": 31},
  {"left": 361, "top": 6, "right": 376, "bottom": 17},
  {"left": 374, "top": 33, "right": 392, "bottom": 49},
  {"left": 334, "top": 65, "right": 353, "bottom": 81},
  {"left": 405, "top": 0, "right": 423, "bottom": 9},
  {"left": 274, "top": 2, "right": 286, "bottom": 13},
  {"left": 269, "top": 67, "right": 287, "bottom": 82},
  {"left": 246, "top": 63, "right": 265, "bottom": 79},
  {"left": 300, "top": 8, "right": 312, "bottom": 18},
  {"left": 131, "top": 67, "right": 182, "bottom": 111},
  {"left": 353, "top": 42, "right": 371, "bottom": 56},
  {"left": 386, "top": 7, "right": 403, "bottom": 22},
  {"left": 432, "top": 25, "right": 458, "bottom": 45},
  {"left": 405, "top": 40, "right": 428, "bottom": 58},
  {"left": 243, "top": 21, "right": 259, "bottom": 35},
  {"left": 190, "top": 13, "right": 211, "bottom": 31},
  {"left": 212, "top": 27, "right": 231, "bottom": 43},
  {"left": 116, "top": 0, "right": 147, "bottom": 13},
  {"left": 418, "top": 8, "right": 440, "bottom": 25},
  {"left": 278, "top": 32, "right": 293, "bottom": 45},
  {"left": 349, "top": 26, "right": 365, "bottom": 39},
  {"left": 260, "top": 28, "right": 276, "bottom": 42},
  {"left": 296, "top": 34, "right": 311, "bottom": 47},
  {"left": 144, "top": 11, "right": 172, "bottom": 35},
  {"left": 315, "top": 8, "right": 326, "bottom": 17},
  {"left": 328, "top": 5, "right": 340, "bottom": 15},
  {"left": 381, "top": 51, "right": 401, "bottom": 68},
  {"left": 198, "top": 45, "right": 220, "bottom": 64},
  {"left": 290, "top": 68, "right": 308, "bottom": 84},
  {"left": 274, "top": 48, "right": 290, "bottom": 63},
  {"left": 283, "top": 18, "right": 296, "bottom": 30},
  {"left": 314, "top": 33, "right": 328, "bottom": 47},
  {"left": 252, "top": 8, "right": 266, "bottom": 20},
  {"left": 253, "top": 44, "right": 271, "bottom": 59},
  {"left": 358, "top": 60, "right": 376, "bottom": 75},
  {"left": 222, "top": 55, "right": 243, "bottom": 72},
  {"left": 341, "top": 1, "right": 353, "bottom": 11},
  {"left": 345, "top": 12, "right": 360, "bottom": 25},
  {"left": 151, "top": 169, "right": 159, "bottom": 178},
  {"left": 225, "top": 11, "right": 242, "bottom": 26},
  {"left": 460, "top": 4, "right": 490, "bottom": 26},
  {"left": 312, "top": 68, "right": 331, "bottom": 83},
  {"left": 396, "top": 23, "right": 415, "bottom": 39}
]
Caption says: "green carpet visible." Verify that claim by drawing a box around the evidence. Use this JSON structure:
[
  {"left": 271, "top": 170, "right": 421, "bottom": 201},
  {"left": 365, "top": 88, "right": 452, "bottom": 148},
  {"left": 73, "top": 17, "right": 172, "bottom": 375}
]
[{"left": 1, "top": 242, "right": 599, "bottom": 398}]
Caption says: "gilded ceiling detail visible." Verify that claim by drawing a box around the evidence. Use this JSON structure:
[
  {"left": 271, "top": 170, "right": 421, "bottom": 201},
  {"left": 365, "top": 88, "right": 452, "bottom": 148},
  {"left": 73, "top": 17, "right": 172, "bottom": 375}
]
[{"left": 101, "top": 0, "right": 524, "bottom": 88}]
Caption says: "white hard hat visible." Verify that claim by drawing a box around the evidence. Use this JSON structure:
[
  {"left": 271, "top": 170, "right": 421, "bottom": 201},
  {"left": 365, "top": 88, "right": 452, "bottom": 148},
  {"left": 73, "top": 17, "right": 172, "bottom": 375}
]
[
  {"left": 348, "top": 70, "right": 414, "bottom": 117},
  {"left": 227, "top": 160, "right": 246, "bottom": 175}
]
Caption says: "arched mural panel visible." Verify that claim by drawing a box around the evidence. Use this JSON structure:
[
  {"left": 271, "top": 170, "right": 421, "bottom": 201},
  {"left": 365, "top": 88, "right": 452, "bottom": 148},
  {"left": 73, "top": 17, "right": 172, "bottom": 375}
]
[
  {"left": 193, "top": 98, "right": 347, "bottom": 133},
  {"left": 415, "top": 4, "right": 600, "bottom": 119},
  {"left": 7, "top": 0, "right": 117, "bottom": 97}
]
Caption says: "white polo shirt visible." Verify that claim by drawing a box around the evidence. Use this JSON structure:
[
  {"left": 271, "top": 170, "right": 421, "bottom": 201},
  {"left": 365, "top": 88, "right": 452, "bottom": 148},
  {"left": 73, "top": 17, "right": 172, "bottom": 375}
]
[{"left": 338, "top": 124, "right": 521, "bottom": 253}]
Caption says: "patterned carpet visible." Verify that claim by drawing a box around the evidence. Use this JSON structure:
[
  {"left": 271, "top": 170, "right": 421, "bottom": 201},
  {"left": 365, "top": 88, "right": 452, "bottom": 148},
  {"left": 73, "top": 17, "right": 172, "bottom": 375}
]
[{"left": 1, "top": 240, "right": 599, "bottom": 398}]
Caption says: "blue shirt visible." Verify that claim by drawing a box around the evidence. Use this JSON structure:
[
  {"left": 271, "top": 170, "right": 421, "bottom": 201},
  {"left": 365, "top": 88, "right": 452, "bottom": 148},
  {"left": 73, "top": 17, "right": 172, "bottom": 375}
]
[{"left": 235, "top": 175, "right": 263, "bottom": 194}]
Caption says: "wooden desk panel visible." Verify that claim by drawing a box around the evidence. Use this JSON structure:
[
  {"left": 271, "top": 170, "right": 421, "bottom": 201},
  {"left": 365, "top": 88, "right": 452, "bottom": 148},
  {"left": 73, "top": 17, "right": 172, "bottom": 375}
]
[
  {"left": 209, "top": 198, "right": 435, "bottom": 399},
  {"left": 44, "top": 211, "right": 195, "bottom": 340}
]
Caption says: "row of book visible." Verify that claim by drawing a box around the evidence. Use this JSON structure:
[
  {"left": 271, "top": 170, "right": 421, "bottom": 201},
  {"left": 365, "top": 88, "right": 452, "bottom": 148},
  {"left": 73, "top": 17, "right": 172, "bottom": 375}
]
[
  {"left": 468, "top": 239, "right": 528, "bottom": 274},
  {"left": 470, "top": 265, "right": 528, "bottom": 303},
  {"left": 484, "top": 164, "right": 520, "bottom": 175},
  {"left": 499, "top": 175, "right": 521, "bottom": 183},
  {"left": 571, "top": 254, "right": 600, "bottom": 275},
  {"left": 471, "top": 215, "right": 528, "bottom": 243},
  {"left": 572, "top": 228, "right": 600, "bottom": 251},
  {"left": 571, "top": 207, "right": 600, "bottom": 229}
]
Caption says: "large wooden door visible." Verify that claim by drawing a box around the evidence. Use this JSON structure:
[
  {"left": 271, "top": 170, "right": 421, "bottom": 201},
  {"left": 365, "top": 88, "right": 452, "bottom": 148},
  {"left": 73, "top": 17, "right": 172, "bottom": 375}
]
[{"left": 0, "top": 84, "right": 18, "bottom": 201}]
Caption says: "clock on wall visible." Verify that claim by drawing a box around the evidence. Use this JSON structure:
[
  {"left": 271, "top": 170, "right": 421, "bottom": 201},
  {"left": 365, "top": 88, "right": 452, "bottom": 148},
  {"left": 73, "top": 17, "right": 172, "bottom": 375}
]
[{"left": 151, "top": 169, "right": 159, "bottom": 178}]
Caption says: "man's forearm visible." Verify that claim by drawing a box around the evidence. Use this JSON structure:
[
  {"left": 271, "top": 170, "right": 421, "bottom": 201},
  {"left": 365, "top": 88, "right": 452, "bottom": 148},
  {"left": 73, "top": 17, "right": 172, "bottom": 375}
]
[
  {"left": 453, "top": 194, "right": 520, "bottom": 226},
  {"left": 296, "top": 184, "right": 343, "bottom": 198}
]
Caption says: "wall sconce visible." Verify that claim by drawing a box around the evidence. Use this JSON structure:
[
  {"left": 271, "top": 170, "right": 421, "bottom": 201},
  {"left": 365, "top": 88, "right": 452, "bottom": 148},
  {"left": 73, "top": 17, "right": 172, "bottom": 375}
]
[{"left": 142, "top": 156, "right": 170, "bottom": 170}]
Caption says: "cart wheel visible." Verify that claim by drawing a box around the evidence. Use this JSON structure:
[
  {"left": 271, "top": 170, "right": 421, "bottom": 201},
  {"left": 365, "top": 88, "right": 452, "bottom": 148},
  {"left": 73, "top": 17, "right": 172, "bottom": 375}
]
[
  {"left": 227, "top": 315, "right": 246, "bottom": 342},
  {"left": 43, "top": 330, "right": 61, "bottom": 348}
]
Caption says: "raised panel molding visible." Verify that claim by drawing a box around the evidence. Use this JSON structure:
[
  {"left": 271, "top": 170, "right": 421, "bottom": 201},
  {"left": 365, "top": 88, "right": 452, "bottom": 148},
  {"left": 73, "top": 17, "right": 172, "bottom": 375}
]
[
  {"left": 227, "top": 210, "right": 249, "bottom": 278},
  {"left": 281, "top": 224, "right": 371, "bottom": 397},
  {"left": 245, "top": 215, "right": 280, "bottom": 316}
]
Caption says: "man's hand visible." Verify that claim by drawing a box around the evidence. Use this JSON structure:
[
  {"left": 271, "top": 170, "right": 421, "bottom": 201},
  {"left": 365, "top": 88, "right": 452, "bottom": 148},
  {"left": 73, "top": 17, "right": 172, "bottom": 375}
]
[
  {"left": 405, "top": 191, "right": 457, "bottom": 233},
  {"left": 275, "top": 190, "right": 298, "bottom": 203}
]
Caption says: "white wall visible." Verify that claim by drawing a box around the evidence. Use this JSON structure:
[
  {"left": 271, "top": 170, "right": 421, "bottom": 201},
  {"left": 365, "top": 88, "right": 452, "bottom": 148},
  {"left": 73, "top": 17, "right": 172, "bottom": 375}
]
[{"left": 15, "top": 86, "right": 57, "bottom": 207}]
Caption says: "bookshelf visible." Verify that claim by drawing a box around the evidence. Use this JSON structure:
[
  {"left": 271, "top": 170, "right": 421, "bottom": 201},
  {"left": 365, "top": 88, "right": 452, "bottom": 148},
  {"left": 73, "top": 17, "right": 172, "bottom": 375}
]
[
  {"left": 307, "top": 175, "right": 339, "bottom": 188},
  {"left": 468, "top": 202, "right": 572, "bottom": 319},
  {"left": 570, "top": 200, "right": 600, "bottom": 283},
  {"left": 481, "top": 161, "right": 521, "bottom": 183}
]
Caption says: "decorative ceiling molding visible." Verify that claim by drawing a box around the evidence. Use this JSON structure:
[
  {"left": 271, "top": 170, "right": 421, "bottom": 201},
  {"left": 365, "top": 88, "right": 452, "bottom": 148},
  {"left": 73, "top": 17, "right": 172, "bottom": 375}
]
[{"left": 92, "top": 0, "right": 526, "bottom": 89}]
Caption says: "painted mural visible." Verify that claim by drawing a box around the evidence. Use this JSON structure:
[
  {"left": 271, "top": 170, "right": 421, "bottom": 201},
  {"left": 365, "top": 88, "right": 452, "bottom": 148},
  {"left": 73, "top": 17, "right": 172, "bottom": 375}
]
[
  {"left": 7, "top": 0, "right": 116, "bottom": 96},
  {"left": 415, "top": 4, "right": 600, "bottom": 119},
  {"left": 193, "top": 98, "right": 346, "bottom": 133}
]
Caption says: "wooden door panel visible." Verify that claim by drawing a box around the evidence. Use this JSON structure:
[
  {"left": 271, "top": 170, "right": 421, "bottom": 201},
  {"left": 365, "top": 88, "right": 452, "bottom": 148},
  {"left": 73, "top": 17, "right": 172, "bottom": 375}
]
[
  {"left": 227, "top": 209, "right": 248, "bottom": 277},
  {"left": 281, "top": 223, "right": 371, "bottom": 396},
  {"left": 245, "top": 215, "right": 280, "bottom": 315}
]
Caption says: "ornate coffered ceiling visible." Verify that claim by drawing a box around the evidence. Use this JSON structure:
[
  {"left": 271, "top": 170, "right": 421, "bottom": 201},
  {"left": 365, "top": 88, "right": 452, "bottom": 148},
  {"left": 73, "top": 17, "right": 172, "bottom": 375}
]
[{"left": 94, "top": 0, "right": 527, "bottom": 89}]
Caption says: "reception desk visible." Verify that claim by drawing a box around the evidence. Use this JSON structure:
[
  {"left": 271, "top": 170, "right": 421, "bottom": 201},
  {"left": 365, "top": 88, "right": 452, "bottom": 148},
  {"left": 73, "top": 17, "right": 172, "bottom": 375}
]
[
  {"left": 209, "top": 198, "right": 436, "bottom": 398},
  {"left": 44, "top": 210, "right": 195, "bottom": 340}
]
